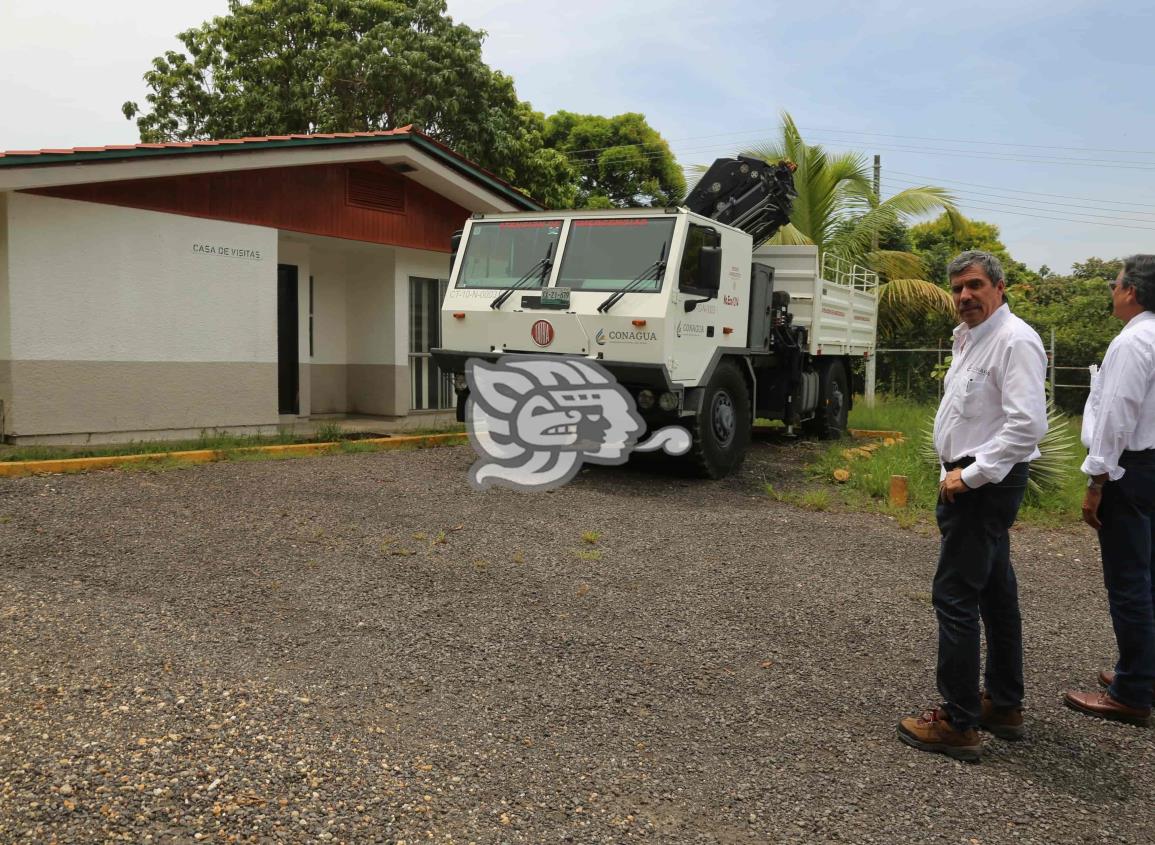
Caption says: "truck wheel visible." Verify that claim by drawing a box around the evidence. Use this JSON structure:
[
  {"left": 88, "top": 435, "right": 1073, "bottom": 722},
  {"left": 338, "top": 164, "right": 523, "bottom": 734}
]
[
  {"left": 804, "top": 359, "right": 849, "bottom": 439},
  {"left": 686, "top": 360, "right": 752, "bottom": 479}
]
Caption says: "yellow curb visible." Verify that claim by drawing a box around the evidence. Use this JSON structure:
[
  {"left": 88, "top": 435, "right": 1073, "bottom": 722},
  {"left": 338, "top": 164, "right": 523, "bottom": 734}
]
[
  {"left": 848, "top": 429, "right": 905, "bottom": 440},
  {"left": 0, "top": 432, "right": 469, "bottom": 479}
]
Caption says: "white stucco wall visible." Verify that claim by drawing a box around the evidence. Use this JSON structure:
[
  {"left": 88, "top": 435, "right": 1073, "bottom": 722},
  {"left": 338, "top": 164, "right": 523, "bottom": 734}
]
[
  {"left": 7, "top": 193, "right": 277, "bottom": 363},
  {"left": 0, "top": 192, "right": 10, "bottom": 361},
  {"left": 309, "top": 249, "right": 349, "bottom": 366},
  {"left": 346, "top": 249, "right": 396, "bottom": 366}
]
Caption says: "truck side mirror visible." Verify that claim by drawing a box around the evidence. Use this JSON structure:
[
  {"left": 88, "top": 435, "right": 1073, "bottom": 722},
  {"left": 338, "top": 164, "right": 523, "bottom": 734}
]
[
  {"left": 697, "top": 245, "right": 722, "bottom": 295},
  {"left": 450, "top": 230, "right": 463, "bottom": 274}
]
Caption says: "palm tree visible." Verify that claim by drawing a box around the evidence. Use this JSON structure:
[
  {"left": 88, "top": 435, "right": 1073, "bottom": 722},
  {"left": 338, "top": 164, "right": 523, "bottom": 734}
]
[{"left": 738, "top": 112, "right": 964, "bottom": 335}]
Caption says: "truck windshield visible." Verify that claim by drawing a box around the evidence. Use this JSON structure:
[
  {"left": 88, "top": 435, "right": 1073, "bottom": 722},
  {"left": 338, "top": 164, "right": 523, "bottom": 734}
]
[
  {"left": 456, "top": 220, "right": 563, "bottom": 289},
  {"left": 556, "top": 218, "right": 676, "bottom": 292}
]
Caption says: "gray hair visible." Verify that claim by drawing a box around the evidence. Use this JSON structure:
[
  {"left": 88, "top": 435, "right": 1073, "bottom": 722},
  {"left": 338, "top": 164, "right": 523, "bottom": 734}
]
[
  {"left": 1121, "top": 254, "right": 1155, "bottom": 311},
  {"left": 947, "top": 250, "right": 1006, "bottom": 286}
]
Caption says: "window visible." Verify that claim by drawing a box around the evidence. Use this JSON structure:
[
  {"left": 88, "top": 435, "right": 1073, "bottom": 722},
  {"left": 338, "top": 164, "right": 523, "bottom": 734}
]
[
  {"left": 556, "top": 217, "right": 676, "bottom": 292},
  {"left": 409, "top": 277, "right": 453, "bottom": 411},
  {"left": 679, "top": 224, "right": 721, "bottom": 292},
  {"left": 456, "top": 220, "right": 563, "bottom": 289}
]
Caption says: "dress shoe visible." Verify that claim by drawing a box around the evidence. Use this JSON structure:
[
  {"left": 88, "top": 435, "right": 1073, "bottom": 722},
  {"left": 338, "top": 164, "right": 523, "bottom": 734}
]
[
  {"left": 1098, "top": 670, "right": 1155, "bottom": 693},
  {"left": 978, "top": 693, "right": 1024, "bottom": 741},
  {"left": 1063, "top": 690, "right": 1151, "bottom": 727},
  {"left": 897, "top": 707, "right": 982, "bottom": 762}
]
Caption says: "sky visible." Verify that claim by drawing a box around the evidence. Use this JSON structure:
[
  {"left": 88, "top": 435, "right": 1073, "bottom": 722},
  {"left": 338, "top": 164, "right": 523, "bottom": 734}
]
[{"left": 3, "top": 0, "right": 1154, "bottom": 274}]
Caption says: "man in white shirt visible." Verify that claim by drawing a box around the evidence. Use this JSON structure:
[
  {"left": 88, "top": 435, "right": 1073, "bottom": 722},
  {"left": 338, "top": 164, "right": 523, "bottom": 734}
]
[
  {"left": 1064, "top": 254, "right": 1155, "bottom": 728},
  {"left": 898, "top": 251, "right": 1048, "bottom": 762}
]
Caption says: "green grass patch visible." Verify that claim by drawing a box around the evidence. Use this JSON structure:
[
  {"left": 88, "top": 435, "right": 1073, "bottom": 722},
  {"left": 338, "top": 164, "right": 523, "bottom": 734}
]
[{"left": 807, "top": 397, "right": 1085, "bottom": 528}]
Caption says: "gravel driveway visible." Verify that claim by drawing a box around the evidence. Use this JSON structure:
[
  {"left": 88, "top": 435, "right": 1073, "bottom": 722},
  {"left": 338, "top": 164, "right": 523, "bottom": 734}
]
[{"left": 1, "top": 439, "right": 1152, "bottom": 844}]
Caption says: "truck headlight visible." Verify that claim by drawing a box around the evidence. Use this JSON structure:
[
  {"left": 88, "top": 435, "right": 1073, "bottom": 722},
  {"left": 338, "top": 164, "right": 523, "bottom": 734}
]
[
  {"left": 636, "top": 389, "right": 655, "bottom": 410},
  {"left": 658, "top": 392, "right": 679, "bottom": 412}
]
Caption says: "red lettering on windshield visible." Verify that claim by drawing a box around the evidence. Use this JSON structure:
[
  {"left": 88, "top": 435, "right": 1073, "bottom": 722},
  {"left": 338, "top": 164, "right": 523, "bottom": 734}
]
[
  {"left": 499, "top": 220, "right": 561, "bottom": 229},
  {"left": 573, "top": 219, "right": 650, "bottom": 227}
]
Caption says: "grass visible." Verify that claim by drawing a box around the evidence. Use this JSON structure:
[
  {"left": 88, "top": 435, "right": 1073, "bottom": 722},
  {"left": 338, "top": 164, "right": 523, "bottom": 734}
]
[{"left": 806, "top": 396, "right": 1085, "bottom": 529}]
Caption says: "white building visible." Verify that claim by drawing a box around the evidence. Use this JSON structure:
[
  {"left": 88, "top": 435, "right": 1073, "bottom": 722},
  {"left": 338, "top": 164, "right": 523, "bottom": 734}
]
[{"left": 0, "top": 129, "right": 540, "bottom": 443}]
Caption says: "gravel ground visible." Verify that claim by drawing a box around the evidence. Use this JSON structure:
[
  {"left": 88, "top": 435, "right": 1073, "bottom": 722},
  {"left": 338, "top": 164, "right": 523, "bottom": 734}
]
[{"left": 1, "top": 438, "right": 1152, "bottom": 844}]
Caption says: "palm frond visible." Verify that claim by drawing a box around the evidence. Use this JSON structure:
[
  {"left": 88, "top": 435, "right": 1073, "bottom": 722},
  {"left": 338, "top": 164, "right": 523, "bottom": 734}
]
[
  {"left": 876, "top": 278, "right": 956, "bottom": 335},
  {"left": 918, "top": 397, "right": 1076, "bottom": 503},
  {"left": 866, "top": 250, "right": 927, "bottom": 281}
]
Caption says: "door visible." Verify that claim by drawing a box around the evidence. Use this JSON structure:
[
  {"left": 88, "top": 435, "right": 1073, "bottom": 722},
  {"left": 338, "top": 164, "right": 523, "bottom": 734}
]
[
  {"left": 409, "top": 276, "right": 452, "bottom": 411},
  {"left": 277, "top": 264, "right": 299, "bottom": 415}
]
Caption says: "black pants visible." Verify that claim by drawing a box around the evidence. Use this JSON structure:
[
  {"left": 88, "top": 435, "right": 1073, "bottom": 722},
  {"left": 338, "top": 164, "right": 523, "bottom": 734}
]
[
  {"left": 933, "top": 463, "right": 1029, "bottom": 731},
  {"left": 1098, "top": 451, "right": 1155, "bottom": 710}
]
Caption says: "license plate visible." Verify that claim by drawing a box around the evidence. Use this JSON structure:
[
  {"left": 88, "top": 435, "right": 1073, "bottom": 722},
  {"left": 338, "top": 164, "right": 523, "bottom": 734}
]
[{"left": 540, "top": 287, "right": 570, "bottom": 309}]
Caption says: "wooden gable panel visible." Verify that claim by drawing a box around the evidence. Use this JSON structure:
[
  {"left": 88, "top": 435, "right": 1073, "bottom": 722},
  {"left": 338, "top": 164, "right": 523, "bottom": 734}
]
[{"left": 26, "top": 162, "right": 469, "bottom": 253}]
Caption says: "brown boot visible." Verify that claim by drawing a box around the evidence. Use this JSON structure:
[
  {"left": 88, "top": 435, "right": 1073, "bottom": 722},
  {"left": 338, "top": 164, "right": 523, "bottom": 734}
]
[
  {"left": 897, "top": 707, "right": 982, "bottom": 762},
  {"left": 1064, "top": 690, "right": 1152, "bottom": 727},
  {"left": 978, "top": 693, "right": 1025, "bottom": 741}
]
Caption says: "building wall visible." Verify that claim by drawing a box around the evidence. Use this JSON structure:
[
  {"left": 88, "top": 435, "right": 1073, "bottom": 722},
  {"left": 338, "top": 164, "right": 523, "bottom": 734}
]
[
  {"left": 308, "top": 247, "right": 350, "bottom": 414},
  {"left": 6, "top": 193, "right": 279, "bottom": 438},
  {"left": 346, "top": 249, "right": 398, "bottom": 415},
  {"left": 0, "top": 192, "right": 10, "bottom": 435}
]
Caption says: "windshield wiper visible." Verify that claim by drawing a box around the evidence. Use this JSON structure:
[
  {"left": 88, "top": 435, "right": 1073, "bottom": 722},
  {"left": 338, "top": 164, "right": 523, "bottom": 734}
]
[
  {"left": 491, "top": 243, "right": 555, "bottom": 310},
  {"left": 597, "top": 244, "right": 667, "bottom": 313}
]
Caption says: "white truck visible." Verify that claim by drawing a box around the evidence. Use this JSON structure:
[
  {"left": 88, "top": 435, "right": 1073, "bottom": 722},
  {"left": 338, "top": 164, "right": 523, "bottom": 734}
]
[{"left": 432, "top": 157, "right": 878, "bottom": 478}]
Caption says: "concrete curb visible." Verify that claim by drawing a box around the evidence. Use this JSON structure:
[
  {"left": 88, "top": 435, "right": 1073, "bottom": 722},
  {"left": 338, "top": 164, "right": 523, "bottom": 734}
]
[{"left": 0, "top": 432, "right": 469, "bottom": 479}]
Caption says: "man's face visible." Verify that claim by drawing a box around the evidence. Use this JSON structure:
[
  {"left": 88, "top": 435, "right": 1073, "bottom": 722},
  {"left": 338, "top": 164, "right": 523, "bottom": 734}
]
[
  {"left": 1109, "top": 269, "right": 1135, "bottom": 321},
  {"left": 950, "top": 263, "right": 1005, "bottom": 328}
]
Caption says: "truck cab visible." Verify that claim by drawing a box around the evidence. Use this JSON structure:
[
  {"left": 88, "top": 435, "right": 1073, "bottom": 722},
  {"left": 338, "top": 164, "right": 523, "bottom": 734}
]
[{"left": 432, "top": 158, "right": 878, "bottom": 478}]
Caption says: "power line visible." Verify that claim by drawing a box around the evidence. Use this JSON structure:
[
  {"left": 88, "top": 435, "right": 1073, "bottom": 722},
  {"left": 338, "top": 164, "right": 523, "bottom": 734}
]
[
  {"left": 884, "top": 175, "right": 1155, "bottom": 223},
  {"left": 887, "top": 168, "right": 1155, "bottom": 211}
]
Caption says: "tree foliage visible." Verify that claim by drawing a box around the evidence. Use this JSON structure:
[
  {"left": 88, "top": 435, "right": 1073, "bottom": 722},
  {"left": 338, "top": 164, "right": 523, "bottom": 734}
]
[
  {"left": 909, "top": 213, "right": 1038, "bottom": 287},
  {"left": 121, "top": 0, "right": 581, "bottom": 206},
  {"left": 542, "top": 112, "right": 685, "bottom": 208}
]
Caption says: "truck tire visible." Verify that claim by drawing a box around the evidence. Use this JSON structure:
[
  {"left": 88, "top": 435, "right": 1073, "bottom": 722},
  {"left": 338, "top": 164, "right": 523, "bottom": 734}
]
[
  {"left": 804, "top": 358, "right": 849, "bottom": 439},
  {"left": 686, "top": 360, "right": 752, "bottom": 479}
]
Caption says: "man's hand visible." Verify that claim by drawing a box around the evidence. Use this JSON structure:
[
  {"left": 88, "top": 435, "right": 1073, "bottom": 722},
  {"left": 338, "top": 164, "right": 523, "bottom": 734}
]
[
  {"left": 1082, "top": 487, "right": 1104, "bottom": 530},
  {"left": 939, "top": 468, "right": 970, "bottom": 503}
]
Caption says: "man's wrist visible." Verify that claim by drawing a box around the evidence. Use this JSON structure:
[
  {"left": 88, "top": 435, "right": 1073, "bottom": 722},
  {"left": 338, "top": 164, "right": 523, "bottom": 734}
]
[{"left": 1087, "top": 474, "right": 1108, "bottom": 490}]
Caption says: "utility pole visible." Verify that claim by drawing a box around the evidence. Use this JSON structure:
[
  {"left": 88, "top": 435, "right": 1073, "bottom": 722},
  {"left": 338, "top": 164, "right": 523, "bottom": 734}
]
[{"left": 865, "top": 154, "right": 881, "bottom": 407}]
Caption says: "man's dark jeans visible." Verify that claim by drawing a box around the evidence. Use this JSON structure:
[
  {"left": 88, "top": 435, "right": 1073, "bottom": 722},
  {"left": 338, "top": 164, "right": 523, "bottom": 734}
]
[
  {"left": 1098, "top": 450, "right": 1155, "bottom": 711},
  {"left": 933, "top": 462, "right": 1030, "bottom": 731}
]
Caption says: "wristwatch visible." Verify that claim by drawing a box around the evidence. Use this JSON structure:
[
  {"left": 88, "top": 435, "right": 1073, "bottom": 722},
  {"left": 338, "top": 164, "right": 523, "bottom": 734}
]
[{"left": 1087, "top": 477, "right": 1106, "bottom": 490}]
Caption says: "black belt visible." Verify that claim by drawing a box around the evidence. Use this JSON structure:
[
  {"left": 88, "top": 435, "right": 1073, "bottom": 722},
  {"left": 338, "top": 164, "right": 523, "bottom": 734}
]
[{"left": 943, "top": 456, "right": 976, "bottom": 471}]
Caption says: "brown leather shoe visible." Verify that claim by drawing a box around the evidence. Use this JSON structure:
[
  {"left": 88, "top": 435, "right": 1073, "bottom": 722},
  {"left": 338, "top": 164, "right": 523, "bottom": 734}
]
[
  {"left": 979, "top": 693, "right": 1025, "bottom": 741},
  {"left": 898, "top": 707, "right": 982, "bottom": 762},
  {"left": 1064, "top": 690, "right": 1152, "bottom": 727},
  {"left": 1098, "top": 670, "right": 1155, "bottom": 693}
]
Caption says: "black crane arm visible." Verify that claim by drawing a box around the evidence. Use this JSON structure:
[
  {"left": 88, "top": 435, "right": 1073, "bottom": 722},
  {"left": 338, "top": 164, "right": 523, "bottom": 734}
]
[{"left": 683, "top": 156, "right": 797, "bottom": 248}]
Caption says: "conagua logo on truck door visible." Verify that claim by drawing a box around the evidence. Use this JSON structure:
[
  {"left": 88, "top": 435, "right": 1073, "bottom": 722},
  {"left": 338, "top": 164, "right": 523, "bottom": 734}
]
[{"left": 464, "top": 356, "right": 691, "bottom": 491}]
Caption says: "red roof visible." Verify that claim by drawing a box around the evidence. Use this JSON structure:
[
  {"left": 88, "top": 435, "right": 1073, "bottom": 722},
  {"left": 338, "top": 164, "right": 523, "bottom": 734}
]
[
  {"left": 0, "top": 126, "right": 542, "bottom": 209},
  {"left": 0, "top": 128, "right": 413, "bottom": 160}
]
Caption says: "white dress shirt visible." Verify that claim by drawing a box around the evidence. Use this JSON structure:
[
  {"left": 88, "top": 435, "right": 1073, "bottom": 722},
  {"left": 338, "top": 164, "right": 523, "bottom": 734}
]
[
  {"left": 1081, "top": 310, "right": 1155, "bottom": 480},
  {"left": 933, "top": 304, "right": 1049, "bottom": 488}
]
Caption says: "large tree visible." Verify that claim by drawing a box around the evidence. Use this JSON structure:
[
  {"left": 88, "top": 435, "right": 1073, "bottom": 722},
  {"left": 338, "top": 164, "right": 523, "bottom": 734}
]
[
  {"left": 739, "top": 113, "right": 962, "bottom": 336},
  {"left": 122, "top": 0, "right": 577, "bottom": 206},
  {"left": 541, "top": 111, "right": 685, "bottom": 208}
]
